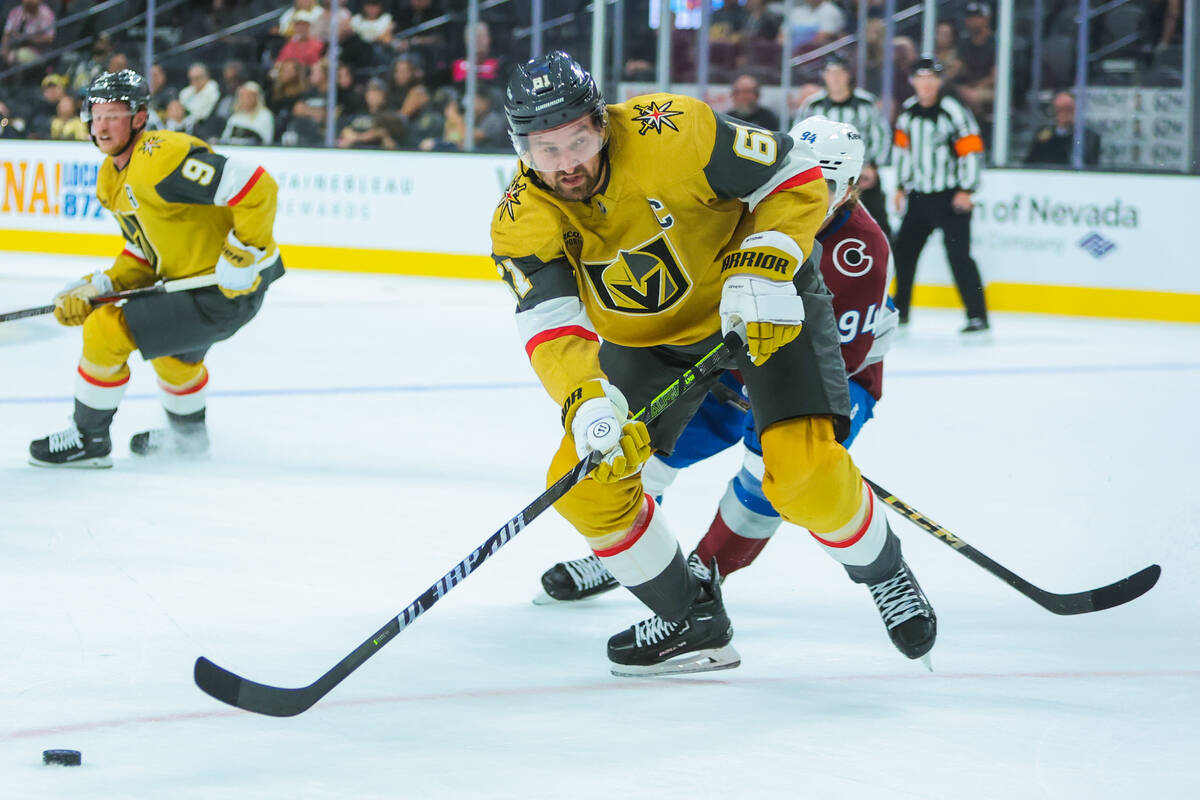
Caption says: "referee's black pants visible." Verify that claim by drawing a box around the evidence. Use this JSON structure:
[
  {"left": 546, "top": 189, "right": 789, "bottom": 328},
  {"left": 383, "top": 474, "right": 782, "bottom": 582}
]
[{"left": 892, "top": 190, "right": 987, "bottom": 322}]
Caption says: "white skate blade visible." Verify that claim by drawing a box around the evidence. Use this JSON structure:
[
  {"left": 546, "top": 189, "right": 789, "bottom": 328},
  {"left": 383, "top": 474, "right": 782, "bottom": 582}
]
[
  {"left": 919, "top": 653, "right": 934, "bottom": 672},
  {"left": 29, "top": 455, "right": 113, "bottom": 469},
  {"left": 531, "top": 590, "right": 563, "bottom": 606},
  {"left": 610, "top": 644, "right": 741, "bottom": 678}
]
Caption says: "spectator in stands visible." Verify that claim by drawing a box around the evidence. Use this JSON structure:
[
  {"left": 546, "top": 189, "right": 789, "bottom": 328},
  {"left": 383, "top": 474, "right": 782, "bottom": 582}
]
[
  {"left": 69, "top": 35, "right": 113, "bottom": 94},
  {"left": 389, "top": 52, "right": 429, "bottom": 117},
  {"left": 452, "top": 21, "right": 504, "bottom": 86},
  {"left": 402, "top": 83, "right": 447, "bottom": 149},
  {"left": 335, "top": 62, "right": 364, "bottom": 117},
  {"left": 0, "top": 98, "right": 26, "bottom": 137},
  {"left": 728, "top": 73, "right": 780, "bottom": 130},
  {"left": 286, "top": 58, "right": 333, "bottom": 145},
  {"left": 107, "top": 52, "right": 129, "bottom": 74},
  {"left": 30, "top": 73, "right": 68, "bottom": 137},
  {"left": 954, "top": 3, "right": 995, "bottom": 128},
  {"left": 1149, "top": 0, "right": 1182, "bottom": 56},
  {"left": 786, "top": 0, "right": 845, "bottom": 51},
  {"left": 889, "top": 36, "right": 918, "bottom": 112},
  {"left": 50, "top": 95, "right": 89, "bottom": 141},
  {"left": 312, "top": 0, "right": 352, "bottom": 43},
  {"left": 311, "top": 0, "right": 374, "bottom": 68},
  {"left": 269, "top": 57, "right": 308, "bottom": 117},
  {"left": 1, "top": 0, "right": 55, "bottom": 69},
  {"left": 277, "top": 9, "right": 326, "bottom": 67},
  {"left": 743, "top": 0, "right": 783, "bottom": 43},
  {"left": 935, "top": 20, "right": 962, "bottom": 81},
  {"left": 338, "top": 76, "right": 404, "bottom": 149},
  {"left": 352, "top": 0, "right": 394, "bottom": 61},
  {"left": 394, "top": 0, "right": 448, "bottom": 78},
  {"left": 710, "top": 0, "right": 744, "bottom": 43},
  {"left": 214, "top": 60, "right": 249, "bottom": 120},
  {"left": 1024, "top": 90, "right": 1100, "bottom": 167},
  {"left": 472, "top": 88, "right": 509, "bottom": 152},
  {"left": 161, "top": 98, "right": 195, "bottom": 134},
  {"left": 149, "top": 64, "right": 173, "bottom": 115},
  {"left": 180, "top": 62, "right": 222, "bottom": 126},
  {"left": 219, "top": 81, "right": 275, "bottom": 146},
  {"left": 710, "top": 0, "right": 781, "bottom": 43},
  {"left": 278, "top": 0, "right": 324, "bottom": 38},
  {"left": 419, "top": 86, "right": 465, "bottom": 152}
]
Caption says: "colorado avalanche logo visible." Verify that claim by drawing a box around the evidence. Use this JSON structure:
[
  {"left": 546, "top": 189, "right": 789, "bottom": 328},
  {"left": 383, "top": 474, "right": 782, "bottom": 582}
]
[
  {"left": 632, "top": 100, "right": 683, "bottom": 135},
  {"left": 496, "top": 177, "right": 526, "bottom": 222},
  {"left": 832, "top": 238, "right": 873, "bottom": 277}
]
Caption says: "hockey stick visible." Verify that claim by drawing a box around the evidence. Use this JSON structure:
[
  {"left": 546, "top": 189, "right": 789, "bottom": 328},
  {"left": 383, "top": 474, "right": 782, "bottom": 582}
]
[
  {"left": 194, "top": 332, "right": 743, "bottom": 717},
  {"left": 0, "top": 274, "right": 221, "bottom": 323},
  {"left": 865, "top": 478, "right": 1161, "bottom": 614},
  {"left": 711, "top": 379, "right": 1160, "bottom": 614}
]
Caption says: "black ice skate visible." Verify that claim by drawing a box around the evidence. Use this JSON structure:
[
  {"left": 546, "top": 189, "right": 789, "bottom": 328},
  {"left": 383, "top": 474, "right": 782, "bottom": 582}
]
[
  {"left": 608, "top": 558, "right": 739, "bottom": 677},
  {"left": 532, "top": 554, "right": 619, "bottom": 605},
  {"left": 959, "top": 317, "right": 991, "bottom": 338},
  {"left": 867, "top": 559, "right": 937, "bottom": 665},
  {"left": 130, "top": 413, "right": 209, "bottom": 458},
  {"left": 29, "top": 423, "right": 112, "bottom": 468}
]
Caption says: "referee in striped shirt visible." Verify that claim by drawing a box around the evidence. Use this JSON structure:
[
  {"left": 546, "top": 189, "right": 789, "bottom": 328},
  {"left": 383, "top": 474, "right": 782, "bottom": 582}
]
[
  {"left": 892, "top": 57, "right": 989, "bottom": 334},
  {"left": 795, "top": 54, "right": 893, "bottom": 238}
]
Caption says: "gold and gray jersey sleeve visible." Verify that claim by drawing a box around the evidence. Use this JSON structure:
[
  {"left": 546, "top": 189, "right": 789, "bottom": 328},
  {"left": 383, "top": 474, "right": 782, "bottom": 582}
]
[{"left": 155, "top": 146, "right": 279, "bottom": 250}]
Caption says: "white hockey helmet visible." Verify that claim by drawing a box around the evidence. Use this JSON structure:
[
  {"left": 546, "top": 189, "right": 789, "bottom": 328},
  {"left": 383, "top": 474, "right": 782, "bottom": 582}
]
[{"left": 791, "top": 115, "right": 865, "bottom": 216}]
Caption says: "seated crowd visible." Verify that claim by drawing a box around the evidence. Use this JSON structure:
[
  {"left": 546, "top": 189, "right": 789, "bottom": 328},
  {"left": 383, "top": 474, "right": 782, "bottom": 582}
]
[{"left": 0, "top": 0, "right": 514, "bottom": 152}]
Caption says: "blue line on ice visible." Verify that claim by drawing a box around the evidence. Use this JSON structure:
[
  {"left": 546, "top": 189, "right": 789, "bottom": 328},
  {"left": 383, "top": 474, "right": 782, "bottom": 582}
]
[{"left": 1, "top": 362, "right": 1197, "bottom": 405}]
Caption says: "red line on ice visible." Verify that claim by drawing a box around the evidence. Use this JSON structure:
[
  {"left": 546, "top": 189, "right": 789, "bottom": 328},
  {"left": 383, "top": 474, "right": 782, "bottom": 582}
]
[{"left": 6, "top": 669, "right": 1197, "bottom": 739}]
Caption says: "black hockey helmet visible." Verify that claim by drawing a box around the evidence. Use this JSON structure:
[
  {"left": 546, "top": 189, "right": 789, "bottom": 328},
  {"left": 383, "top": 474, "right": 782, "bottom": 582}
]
[
  {"left": 822, "top": 53, "right": 852, "bottom": 73},
  {"left": 80, "top": 69, "right": 151, "bottom": 124},
  {"left": 505, "top": 51, "right": 608, "bottom": 171},
  {"left": 911, "top": 57, "right": 945, "bottom": 77}
]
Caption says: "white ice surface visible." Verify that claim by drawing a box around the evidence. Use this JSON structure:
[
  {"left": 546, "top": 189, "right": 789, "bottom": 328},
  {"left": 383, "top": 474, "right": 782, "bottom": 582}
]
[{"left": 1, "top": 254, "right": 1198, "bottom": 800}]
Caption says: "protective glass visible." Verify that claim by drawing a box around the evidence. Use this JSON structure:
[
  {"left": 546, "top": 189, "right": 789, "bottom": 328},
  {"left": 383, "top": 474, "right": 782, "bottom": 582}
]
[{"left": 511, "top": 114, "right": 608, "bottom": 173}]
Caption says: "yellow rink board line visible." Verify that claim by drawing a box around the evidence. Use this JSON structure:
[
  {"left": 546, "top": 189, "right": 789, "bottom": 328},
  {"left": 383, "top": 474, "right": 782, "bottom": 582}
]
[{"left": 3, "top": 229, "right": 1198, "bottom": 323}]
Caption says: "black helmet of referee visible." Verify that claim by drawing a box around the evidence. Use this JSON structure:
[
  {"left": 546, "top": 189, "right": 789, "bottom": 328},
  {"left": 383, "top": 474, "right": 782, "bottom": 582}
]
[
  {"left": 910, "top": 57, "right": 945, "bottom": 77},
  {"left": 822, "top": 53, "right": 853, "bottom": 75}
]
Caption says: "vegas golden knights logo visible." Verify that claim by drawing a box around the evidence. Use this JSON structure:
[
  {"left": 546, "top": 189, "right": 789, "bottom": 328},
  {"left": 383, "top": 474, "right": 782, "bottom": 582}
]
[{"left": 582, "top": 232, "right": 690, "bottom": 314}]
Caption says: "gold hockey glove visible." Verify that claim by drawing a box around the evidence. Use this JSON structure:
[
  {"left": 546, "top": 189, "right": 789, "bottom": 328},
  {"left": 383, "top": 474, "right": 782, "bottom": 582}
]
[{"left": 52, "top": 271, "right": 113, "bottom": 326}]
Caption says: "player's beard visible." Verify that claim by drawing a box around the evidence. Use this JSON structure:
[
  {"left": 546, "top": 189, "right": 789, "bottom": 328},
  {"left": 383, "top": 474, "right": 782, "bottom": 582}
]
[{"left": 545, "top": 157, "right": 606, "bottom": 202}]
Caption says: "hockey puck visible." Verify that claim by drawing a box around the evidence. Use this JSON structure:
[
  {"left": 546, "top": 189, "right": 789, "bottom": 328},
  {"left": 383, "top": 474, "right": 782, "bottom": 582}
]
[{"left": 43, "top": 749, "right": 82, "bottom": 766}]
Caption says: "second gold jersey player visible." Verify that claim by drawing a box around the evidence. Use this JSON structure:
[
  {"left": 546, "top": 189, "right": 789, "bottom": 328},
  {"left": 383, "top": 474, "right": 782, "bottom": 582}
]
[
  {"left": 491, "top": 52, "right": 936, "bottom": 676},
  {"left": 29, "top": 69, "right": 284, "bottom": 468}
]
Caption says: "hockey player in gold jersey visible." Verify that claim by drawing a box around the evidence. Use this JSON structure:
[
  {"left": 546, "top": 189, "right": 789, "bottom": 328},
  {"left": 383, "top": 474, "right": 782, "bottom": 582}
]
[
  {"left": 29, "top": 70, "right": 284, "bottom": 468},
  {"left": 492, "top": 52, "right": 936, "bottom": 675}
]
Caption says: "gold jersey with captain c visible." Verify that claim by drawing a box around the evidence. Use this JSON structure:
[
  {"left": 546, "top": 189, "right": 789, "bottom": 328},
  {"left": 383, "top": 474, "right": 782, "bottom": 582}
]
[
  {"left": 96, "top": 129, "right": 278, "bottom": 291},
  {"left": 490, "top": 93, "right": 828, "bottom": 404}
]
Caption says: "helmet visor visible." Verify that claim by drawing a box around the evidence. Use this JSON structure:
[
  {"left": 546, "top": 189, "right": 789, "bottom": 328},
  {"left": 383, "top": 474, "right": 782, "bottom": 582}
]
[{"left": 511, "top": 114, "right": 608, "bottom": 173}]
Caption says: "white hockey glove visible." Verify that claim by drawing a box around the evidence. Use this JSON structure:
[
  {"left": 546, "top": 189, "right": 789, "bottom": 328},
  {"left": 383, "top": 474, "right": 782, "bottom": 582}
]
[
  {"left": 53, "top": 271, "right": 113, "bottom": 326},
  {"left": 719, "top": 275, "right": 806, "bottom": 366},
  {"left": 561, "top": 379, "right": 652, "bottom": 484},
  {"left": 216, "top": 231, "right": 270, "bottom": 298}
]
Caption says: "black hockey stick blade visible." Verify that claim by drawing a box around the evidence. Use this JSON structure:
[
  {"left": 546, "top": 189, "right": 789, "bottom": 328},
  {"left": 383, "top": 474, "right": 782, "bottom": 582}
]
[
  {"left": 865, "top": 478, "right": 1162, "bottom": 615},
  {"left": 193, "top": 334, "right": 740, "bottom": 716},
  {"left": 195, "top": 616, "right": 402, "bottom": 717},
  {"left": 1067, "top": 563, "right": 1160, "bottom": 614}
]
